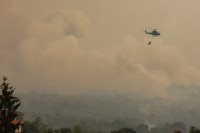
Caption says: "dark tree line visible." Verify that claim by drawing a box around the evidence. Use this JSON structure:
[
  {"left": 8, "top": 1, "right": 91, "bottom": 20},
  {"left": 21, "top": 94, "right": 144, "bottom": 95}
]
[
  {"left": 22, "top": 117, "right": 81, "bottom": 133},
  {"left": 0, "top": 77, "right": 198, "bottom": 133},
  {"left": 21, "top": 116, "right": 189, "bottom": 133},
  {"left": 189, "top": 126, "right": 200, "bottom": 133}
]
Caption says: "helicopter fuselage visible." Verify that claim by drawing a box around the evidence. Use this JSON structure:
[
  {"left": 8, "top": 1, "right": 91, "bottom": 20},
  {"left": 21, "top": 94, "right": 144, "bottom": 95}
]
[{"left": 145, "top": 30, "right": 160, "bottom": 36}]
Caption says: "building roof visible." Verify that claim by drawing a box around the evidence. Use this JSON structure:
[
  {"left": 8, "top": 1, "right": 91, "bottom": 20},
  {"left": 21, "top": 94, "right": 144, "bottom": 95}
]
[
  {"left": 12, "top": 120, "right": 24, "bottom": 125},
  {"left": 0, "top": 120, "right": 24, "bottom": 125}
]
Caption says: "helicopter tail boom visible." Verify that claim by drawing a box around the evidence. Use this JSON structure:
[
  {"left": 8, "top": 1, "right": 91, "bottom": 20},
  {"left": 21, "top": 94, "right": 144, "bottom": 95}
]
[{"left": 144, "top": 30, "right": 151, "bottom": 34}]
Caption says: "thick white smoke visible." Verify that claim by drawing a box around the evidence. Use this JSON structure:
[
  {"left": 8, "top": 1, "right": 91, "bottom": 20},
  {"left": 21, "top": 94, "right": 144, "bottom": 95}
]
[{"left": 1, "top": 0, "right": 200, "bottom": 98}]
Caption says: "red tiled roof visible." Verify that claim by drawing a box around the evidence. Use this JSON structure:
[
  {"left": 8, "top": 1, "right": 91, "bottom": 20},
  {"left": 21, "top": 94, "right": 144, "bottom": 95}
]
[
  {"left": 0, "top": 120, "right": 24, "bottom": 125},
  {"left": 12, "top": 120, "right": 24, "bottom": 125},
  {"left": 174, "top": 130, "right": 181, "bottom": 133}
]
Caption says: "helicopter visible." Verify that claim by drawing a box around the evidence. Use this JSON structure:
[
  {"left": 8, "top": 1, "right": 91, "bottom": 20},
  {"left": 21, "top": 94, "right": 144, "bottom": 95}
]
[
  {"left": 144, "top": 28, "right": 160, "bottom": 45},
  {"left": 144, "top": 29, "right": 160, "bottom": 36}
]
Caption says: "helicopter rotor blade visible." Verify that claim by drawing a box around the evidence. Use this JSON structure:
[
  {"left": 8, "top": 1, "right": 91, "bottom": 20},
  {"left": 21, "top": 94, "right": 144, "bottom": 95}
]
[{"left": 145, "top": 28, "right": 157, "bottom": 30}]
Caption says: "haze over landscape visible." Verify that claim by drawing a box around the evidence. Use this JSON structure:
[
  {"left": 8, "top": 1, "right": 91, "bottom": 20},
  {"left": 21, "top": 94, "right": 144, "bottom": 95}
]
[{"left": 1, "top": 0, "right": 200, "bottom": 131}]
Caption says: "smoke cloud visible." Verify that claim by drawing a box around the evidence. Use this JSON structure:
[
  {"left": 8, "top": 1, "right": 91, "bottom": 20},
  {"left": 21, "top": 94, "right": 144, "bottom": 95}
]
[{"left": 1, "top": 0, "right": 200, "bottom": 99}]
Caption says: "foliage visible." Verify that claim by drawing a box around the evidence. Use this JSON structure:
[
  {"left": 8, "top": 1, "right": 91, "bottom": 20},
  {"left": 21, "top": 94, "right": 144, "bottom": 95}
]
[
  {"left": 21, "top": 115, "right": 191, "bottom": 133},
  {"left": 111, "top": 127, "right": 137, "bottom": 133},
  {"left": 189, "top": 126, "right": 200, "bottom": 133},
  {"left": 0, "top": 76, "right": 21, "bottom": 133},
  {"left": 72, "top": 125, "right": 83, "bottom": 133},
  {"left": 23, "top": 117, "right": 48, "bottom": 133},
  {"left": 22, "top": 117, "right": 73, "bottom": 133},
  {"left": 136, "top": 124, "right": 148, "bottom": 133},
  {"left": 55, "top": 128, "right": 72, "bottom": 133}
]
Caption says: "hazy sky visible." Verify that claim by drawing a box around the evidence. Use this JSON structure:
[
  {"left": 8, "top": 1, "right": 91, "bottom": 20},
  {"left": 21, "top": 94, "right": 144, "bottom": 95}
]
[{"left": 1, "top": 0, "right": 200, "bottom": 98}]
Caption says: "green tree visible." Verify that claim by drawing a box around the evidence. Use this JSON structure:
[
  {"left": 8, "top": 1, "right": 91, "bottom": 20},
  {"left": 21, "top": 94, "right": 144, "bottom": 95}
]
[
  {"left": 22, "top": 117, "right": 49, "bottom": 133},
  {"left": 72, "top": 125, "right": 83, "bottom": 133},
  {"left": 189, "top": 126, "right": 200, "bottom": 133},
  {"left": 111, "top": 127, "right": 137, "bottom": 133},
  {"left": 136, "top": 124, "right": 148, "bottom": 133},
  {"left": 55, "top": 128, "right": 72, "bottom": 133},
  {"left": 151, "top": 122, "right": 187, "bottom": 133},
  {"left": 0, "top": 76, "right": 21, "bottom": 133}
]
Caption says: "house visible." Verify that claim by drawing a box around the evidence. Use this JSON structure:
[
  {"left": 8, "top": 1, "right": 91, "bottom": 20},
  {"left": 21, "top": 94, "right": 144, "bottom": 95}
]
[
  {"left": 174, "top": 130, "right": 181, "bottom": 133},
  {"left": 0, "top": 119, "right": 24, "bottom": 133},
  {"left": 12, "top": 120, "right": 24, "bottom": 133}
]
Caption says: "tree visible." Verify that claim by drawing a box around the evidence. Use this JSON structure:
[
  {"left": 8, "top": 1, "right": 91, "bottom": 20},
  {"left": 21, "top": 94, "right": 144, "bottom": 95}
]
[
  {"left": 55, "top": 128, "right": 72, "bottom": 133},
  {"left": 111, "top": 127, "right": 137, "bottom": 133},
  {"left": 23, "top": 117, "right": 49, "bottom": 133},
  {"left": 72, "top": 125, "right": 83, "bottom": 133},
  {"left": 0, "top": 76, "right": 21, "bottom": 133},
  {"left": 153, "top": 122, "right": 187, "bottom": 133},
  {"left": 189, "top": 126, "right": 200, "bottom": 133},
  {"left": 136, "top": 124, "right": 148, "bottom": 133}
]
